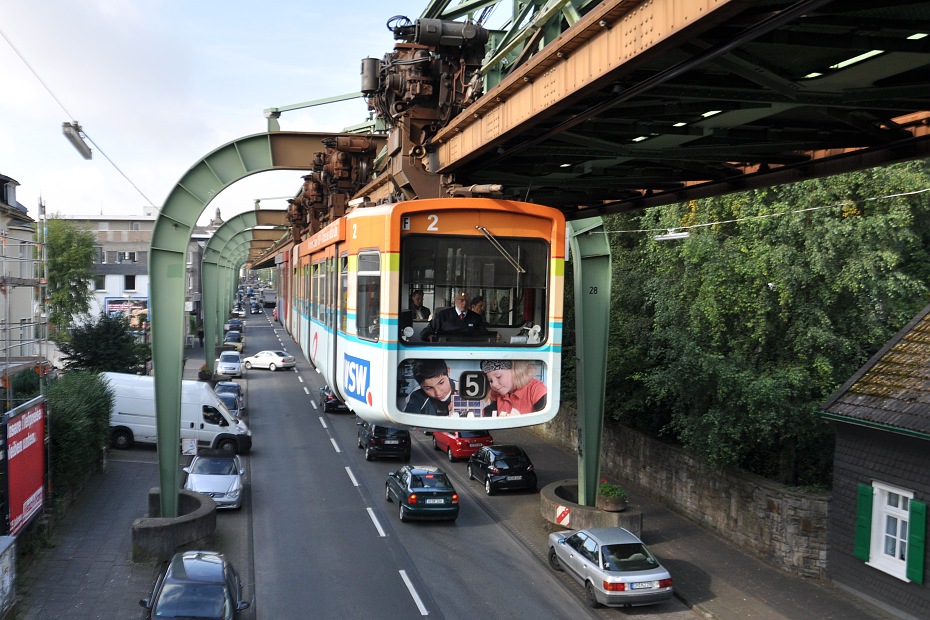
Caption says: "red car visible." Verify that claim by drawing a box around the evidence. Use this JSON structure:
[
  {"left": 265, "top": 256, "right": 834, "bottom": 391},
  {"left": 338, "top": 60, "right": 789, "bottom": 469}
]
[{"left": 432, "top": 430, "right": 493, "bottom": 461}]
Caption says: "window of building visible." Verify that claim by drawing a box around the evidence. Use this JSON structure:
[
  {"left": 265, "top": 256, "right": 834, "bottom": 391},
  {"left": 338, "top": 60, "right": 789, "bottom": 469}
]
[
  {"left": 131, "top": 221, "right": 140, "bottom": 231},
  {"left": 95, "top": 246, "right": 104, "bottom": 263},
  {"left": 94, "top": 275, "right": 105, "bottom": 291},
  {"left": 855, "top": 481, "right": 926, "bottom": 583},
  {"left": 124, "top": 275, "right": 136, "bottom": 291},
  {"left": 117, "top": 251, "right": 137, "bottom": 263}
]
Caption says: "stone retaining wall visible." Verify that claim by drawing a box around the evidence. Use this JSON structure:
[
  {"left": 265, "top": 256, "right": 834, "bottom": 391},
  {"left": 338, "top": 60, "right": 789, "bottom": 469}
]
[{"left": 537, "top": 408, "right": 829, "bottom": 578}]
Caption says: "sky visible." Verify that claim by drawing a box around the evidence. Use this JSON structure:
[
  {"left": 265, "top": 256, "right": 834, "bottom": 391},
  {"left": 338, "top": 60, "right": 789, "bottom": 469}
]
[{"left": 0, "top": 0, "right": 429, "bottom": 225}]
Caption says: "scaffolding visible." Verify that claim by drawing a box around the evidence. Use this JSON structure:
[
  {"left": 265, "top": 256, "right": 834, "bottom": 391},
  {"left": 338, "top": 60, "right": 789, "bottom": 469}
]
[{"left": 0, "top": 208, "right": 48, "bottom": 413}]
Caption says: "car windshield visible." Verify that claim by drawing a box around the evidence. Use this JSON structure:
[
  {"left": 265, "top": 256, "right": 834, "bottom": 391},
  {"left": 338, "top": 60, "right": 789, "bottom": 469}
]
[
  {"left": 601, "top": 543, "right": 659, "bottom": 572},
  {"left": 459, "top": 431, "right": 489, "bottom": 438},
  {"left": 154, "top": 583, "right": 228, "bottom": 618},
  {"left": 219, "top": 353, "right": 238, "bottom": 362},
  {"left": 225, "top": 333, "right": 241, "bottom": 342},
  {"left": 216, "top": 394, "right": 238, "bottom": 410},
  {"left": 411, "top": 473, "right": 452, "bottom": 490},
  {"left": 190, "top": 457, "right": 238, "bottom": 475}
]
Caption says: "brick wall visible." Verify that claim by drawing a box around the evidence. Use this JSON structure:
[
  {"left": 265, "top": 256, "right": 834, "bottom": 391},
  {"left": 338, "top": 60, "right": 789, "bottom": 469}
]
[{"left": 537, "top": 407, "right": 829, "bottom": 577}]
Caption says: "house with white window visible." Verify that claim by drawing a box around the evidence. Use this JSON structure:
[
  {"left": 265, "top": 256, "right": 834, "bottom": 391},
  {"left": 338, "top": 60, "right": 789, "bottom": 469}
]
[{"left": 821, "top": 304, "right": 930, "bottom": 618}]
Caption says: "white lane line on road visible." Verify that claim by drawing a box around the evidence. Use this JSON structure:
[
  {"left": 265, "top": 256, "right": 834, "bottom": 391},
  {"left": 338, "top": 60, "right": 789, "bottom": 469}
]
[
  {"left": 310, "top": 401, "right": 319, "bottom": 410},
  {"left": 330, "top": 437, "right": 340, "bottom": 453},
  {"left": 399, "top": 570, "right": 428, "bottom": 615},
  {"left": 345, "top": 467, "right": 359, "bottom": 487},
  {"left": 367, "top": 507, "right": 386, "bottom": 537},
  {"left": 303, "top": 386, "right": 310, "bottom": 395},
  {"left": 318, "top": 417, "right": 328, "bottom": 429},
  {"left": 297, "top": 375, "right": 304, "bottom": 383}
]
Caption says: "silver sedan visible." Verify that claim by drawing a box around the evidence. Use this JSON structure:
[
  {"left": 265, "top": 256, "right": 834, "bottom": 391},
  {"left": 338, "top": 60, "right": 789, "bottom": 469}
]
[
  {"left": 547, "top": 527, "right": 673, "bottom": 608},
  {"left": 183, "top": 452, "right": 245, "bottom": 509},
  {"left": 242, "top": 350, "right": 296, "bottom": 371}
]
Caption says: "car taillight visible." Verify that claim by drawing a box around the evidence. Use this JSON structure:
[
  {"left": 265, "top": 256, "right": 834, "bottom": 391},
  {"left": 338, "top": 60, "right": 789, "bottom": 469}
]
[
  {"left": 603, "top": 581, "right": 626, "bottom": 592},
  {"left": 659, "top": 578, "right": 673, "bottom": 588},
  {"left": 407, "top": 493, "right": 418, "bottom": 504},
  {"left": 451, "top": 493, "right": 459, "bottom": 504},
  {"left": 488, "top": 466, "right": 500, "bottom": 474}
]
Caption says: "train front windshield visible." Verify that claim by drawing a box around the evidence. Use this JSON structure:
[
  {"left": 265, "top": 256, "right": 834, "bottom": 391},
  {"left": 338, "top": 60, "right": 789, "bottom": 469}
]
[{"left": 400, "top": 234, "right": 550, "bottom": 346}]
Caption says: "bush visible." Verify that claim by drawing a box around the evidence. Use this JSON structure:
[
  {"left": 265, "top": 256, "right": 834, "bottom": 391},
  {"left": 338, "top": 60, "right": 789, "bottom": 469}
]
[{"left": 47, "top": 372, "right": 113, "bottom": 496}]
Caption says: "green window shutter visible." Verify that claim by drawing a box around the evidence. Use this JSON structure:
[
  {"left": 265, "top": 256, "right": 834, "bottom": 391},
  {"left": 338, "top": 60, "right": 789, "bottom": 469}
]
[
  {"left": 854, "top": 483, "right": 874, "bottom": 562},
  {"left": 907, "top": 500, "right": 926, "bottom": 584}
]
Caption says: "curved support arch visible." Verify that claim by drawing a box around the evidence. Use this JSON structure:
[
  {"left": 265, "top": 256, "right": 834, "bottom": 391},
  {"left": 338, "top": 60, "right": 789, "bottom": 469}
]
[
  {"left": 202, "top": 210, "right": 286, "bottom": 369},
  {"left": 150, "top": 132, "right": 337, "bottom": 517}
]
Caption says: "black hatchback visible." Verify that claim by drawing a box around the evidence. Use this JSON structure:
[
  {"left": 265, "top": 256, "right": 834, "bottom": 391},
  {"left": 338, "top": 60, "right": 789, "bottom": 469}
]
[
  {"left": 467, "top": 444, "right": 537, "bottom": 495},
  {"left": 357, "top": 419, "right": 411, "bottom": 461}
]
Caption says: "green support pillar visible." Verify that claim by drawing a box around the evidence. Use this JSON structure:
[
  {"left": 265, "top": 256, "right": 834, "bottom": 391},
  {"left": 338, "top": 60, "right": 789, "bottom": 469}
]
[
  {"left": 567, "top": 217, "right": 611, "bottom": 506},
  {"left": 151, "top": 132, "right": 340, "bottom": 517}
]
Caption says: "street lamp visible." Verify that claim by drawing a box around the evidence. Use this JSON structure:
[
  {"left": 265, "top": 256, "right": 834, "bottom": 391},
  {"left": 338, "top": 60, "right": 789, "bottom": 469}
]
[
  {"left": 62, "top": 122, "right": 92, "bottom": 159},
  {"left": 653, "top": 228, "right": 690, "bottom": 241}
]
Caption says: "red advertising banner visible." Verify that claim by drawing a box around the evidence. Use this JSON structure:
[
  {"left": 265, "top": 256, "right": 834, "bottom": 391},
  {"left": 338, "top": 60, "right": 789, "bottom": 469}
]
[{"left": 7, "top": 401, "right": 45, "bottom": 536}]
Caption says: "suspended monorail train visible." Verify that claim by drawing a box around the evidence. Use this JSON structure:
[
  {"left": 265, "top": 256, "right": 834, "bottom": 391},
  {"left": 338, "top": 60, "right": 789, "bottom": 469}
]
[{"left": 275, "top": 197, "right": 565, "bottom": 431}]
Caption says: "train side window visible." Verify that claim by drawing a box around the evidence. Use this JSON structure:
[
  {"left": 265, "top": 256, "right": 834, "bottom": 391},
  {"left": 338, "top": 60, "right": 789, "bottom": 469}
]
[
  {"left": 340, "top": 254, "right": 348, "bottom": 332},
  {"left": 357, "top": 251, "right": 381, "bottom": 341}
]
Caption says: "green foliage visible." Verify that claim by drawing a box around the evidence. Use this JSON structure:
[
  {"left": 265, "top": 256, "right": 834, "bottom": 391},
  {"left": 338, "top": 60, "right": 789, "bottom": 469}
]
[
  {"left": 56, "top": 313, "right": 150, "bottom": 373},
  {"left": 47, "top": 371, "right": 112, "bottom": 495},
  {"left": 45, "top": 218, "right": 96, "bottom": 330},
  {"left": 600, "top": 161, "right": 930, "bottom": 486}
]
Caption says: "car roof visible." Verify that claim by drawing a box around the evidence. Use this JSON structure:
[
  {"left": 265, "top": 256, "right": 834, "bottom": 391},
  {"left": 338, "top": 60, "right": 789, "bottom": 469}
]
[
  {"left": 215, "top": 381, "right": 240, "bottom": 389},
  {"left": 580, "top": 527, "right": 643, "bottom": 545},
  {"left": 165, "top": 550, "right": 228, "bottom": 584},
  {"left": 219, "top": 351, "right": 240, "bottom": 359}
]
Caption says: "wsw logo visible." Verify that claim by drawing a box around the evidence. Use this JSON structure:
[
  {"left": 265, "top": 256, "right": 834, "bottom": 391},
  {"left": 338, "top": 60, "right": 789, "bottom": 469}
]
[{"left": 343, "top": 354, "right": 373, "bottom": 406}]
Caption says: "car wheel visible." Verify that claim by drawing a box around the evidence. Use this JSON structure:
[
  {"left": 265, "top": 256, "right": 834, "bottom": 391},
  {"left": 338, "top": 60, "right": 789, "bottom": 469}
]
[
  {"left": 432, "top": 436, "right": 439, "bottom": 451},
  {"left": 269, "top": 363, "right": 277, "bottom": 372},
  {"left": 384, "top": 485, "right": 392, "bottom": 502},
  {"left": 365, "top": 447, "right": 374, "bottom": 461},
  {"left": 585, "top": 582, "right": 601, "bottom": 608},
  {"left": 218, "top": 439, "right": 238, "bottom": 454},
  {"left": 111, "top": 429, "right": 132, "bottom": 450},
  {"left": 244, "top": 361, "right": 252, "bottom": 369},
  {"left": 447, "top": 447, "right": 456, "bottom": 462},
  {"left": 467, "top": 464, "right": 475, "bottom": 480},
  {"left": 398, "top": 503, "right": 408, "bottom": 522},
  {"left": 548, "top": 548, "right": 563, "bottom": 571},
  {"left": 357, "top": 436, "right": 363, "bottom": 449},
  {"left": 485, "top": 477, "right": 495, "bottom": 496}
]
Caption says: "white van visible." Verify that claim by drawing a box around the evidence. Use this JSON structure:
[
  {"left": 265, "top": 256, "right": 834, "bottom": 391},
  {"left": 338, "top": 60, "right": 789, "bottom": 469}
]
[{"left": 104, "top": 372, "right": 252, "bottom": 454}]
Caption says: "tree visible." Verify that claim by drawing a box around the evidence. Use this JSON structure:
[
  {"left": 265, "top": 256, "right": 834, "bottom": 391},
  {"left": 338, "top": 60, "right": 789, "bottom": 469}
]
[
  {"left": 45, "top": 218, "right": 96, "bottom": 330},
  {"left": 57, "top": 313, "right": 149, "bottom": 374},
  {"left": 48, "top": 371, "right": 112, "bottom": 495},
  {"left": 603, "top": 161, "right": 930, "bottom": 486}
]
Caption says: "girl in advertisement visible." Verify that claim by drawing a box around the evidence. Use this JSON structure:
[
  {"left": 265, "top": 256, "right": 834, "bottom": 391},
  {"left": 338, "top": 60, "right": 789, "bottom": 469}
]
[{"left": 481, "top": 359, "right": 547, "bottom": 416}]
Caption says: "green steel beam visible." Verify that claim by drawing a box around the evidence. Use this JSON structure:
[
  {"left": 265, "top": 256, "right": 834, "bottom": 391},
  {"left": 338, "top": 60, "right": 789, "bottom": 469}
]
[
  {"left": 567, "top": 217, "right": 611, "bottom": 506},
  {"left": 151, "top": 132, "right": 334, "bottom": 517}
]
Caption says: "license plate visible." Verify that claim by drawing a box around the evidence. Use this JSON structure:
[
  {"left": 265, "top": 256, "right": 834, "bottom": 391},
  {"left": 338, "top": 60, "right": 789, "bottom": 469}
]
[
  {"left": 469, "top": 443, "right": 483, "bottom": 447},
  {"left": 631, "top": 581, "right": 657, "bottom": 590},
  {"left": 507, "top": 475, "right": 523, "bottom": 481},
  {"left": 425, "top": 498, "right": 444, "bottom": 504},
  {"left": 384, "top": 440, "right": 399, "bottom": 444}
]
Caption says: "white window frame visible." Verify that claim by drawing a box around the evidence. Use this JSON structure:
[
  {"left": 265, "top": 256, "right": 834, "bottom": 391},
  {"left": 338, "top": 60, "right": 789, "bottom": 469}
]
[{"left": 868, "top": 481, "right": 914, "bottom": 581}]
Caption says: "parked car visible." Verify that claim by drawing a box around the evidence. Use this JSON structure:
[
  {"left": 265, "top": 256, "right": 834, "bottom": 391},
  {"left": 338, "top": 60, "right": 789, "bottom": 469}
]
[
  {"left": 226, "top": 317, "right": 245, "bottom": 332},
  {"left": 466, "top": 444, "right": 537, "bottom": 494},
  {"left": 384, "top": 465, "right": 459, "bottom": 522},
  {"left": 214, "top": 380, "right": 243, "bottom": 403},
  {"left": 216, "top": 391, "right": 243, "bottom": 418},
  {"left": 223, "top": 330, "right": 244, "bottom": 352},
  {"left": 216, "top": 351, "right": 242, "bottom": 377},
  {"left": 139, "top": 550, "right": 250, "bottom": 619},
  {"left": 547, "top": 527, "right": 673, "bottom": 609},
  {"left": 320, "top": 385, "right": 349, "bottom": 412},
  {"left": 242, "top": 349, "right": 295, "bottom": 371},
  {"left": 357, "top": 419, "right": 411, "bottom": 461},
  {"left": 432, "top": 430, "right": 493, "bottom": 461},
  {"left": 183, "top": 450, "right": 245, "bottom": 509}
]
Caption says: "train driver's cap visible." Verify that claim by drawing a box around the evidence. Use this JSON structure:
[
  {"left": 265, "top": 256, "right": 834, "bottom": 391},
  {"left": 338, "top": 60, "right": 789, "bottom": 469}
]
[{"left": 455, "top": 292, "right": 468, "bottom": 301}]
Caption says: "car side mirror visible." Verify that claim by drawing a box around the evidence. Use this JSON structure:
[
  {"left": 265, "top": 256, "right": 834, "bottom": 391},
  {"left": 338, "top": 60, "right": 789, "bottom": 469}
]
[
  {"left": 139, "top": 598, "right": 152, "bottom": 609},
  {"left": 183, "top": 467, "right": 191, "bottom": 474}
]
